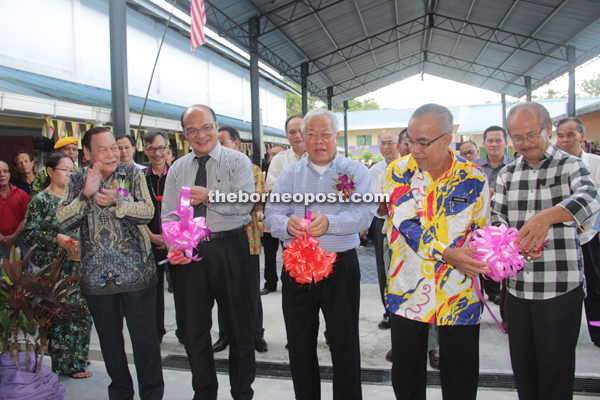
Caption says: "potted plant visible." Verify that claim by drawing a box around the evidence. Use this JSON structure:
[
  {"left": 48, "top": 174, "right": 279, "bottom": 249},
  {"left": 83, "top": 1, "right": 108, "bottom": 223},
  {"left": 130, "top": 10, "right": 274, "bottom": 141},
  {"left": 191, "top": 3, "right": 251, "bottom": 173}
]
[{"left": 0, "top": 246, "right": 86, "bottom": 399}]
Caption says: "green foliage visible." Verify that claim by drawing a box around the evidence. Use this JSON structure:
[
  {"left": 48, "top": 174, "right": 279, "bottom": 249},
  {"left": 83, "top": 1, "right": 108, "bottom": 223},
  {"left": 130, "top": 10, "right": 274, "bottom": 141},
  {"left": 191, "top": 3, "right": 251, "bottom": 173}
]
[
  {"left": 580, "top": 73, "right": 600, "bottom": 97},
  {"left": 361, "top": 150, "right": 374, "bottom": 161},
  {"left": 0, "top": 246, "right": 87, "bottom": 373},
  {"left": 533, "top": 88, "right": 566, "bottom": 100},
  {"left": 286, "top": 91, "right": 322, "bottom": 118},
  {"left": 332, "top": 97, "right": 381, "bottom": 113}
]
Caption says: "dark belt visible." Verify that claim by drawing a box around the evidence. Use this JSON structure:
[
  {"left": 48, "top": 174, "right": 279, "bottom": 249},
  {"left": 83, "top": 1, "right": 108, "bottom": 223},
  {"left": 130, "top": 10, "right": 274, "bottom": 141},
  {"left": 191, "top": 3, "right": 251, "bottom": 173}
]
[{"left": 208, "top": 227, "right": 245, "bottom": 241}]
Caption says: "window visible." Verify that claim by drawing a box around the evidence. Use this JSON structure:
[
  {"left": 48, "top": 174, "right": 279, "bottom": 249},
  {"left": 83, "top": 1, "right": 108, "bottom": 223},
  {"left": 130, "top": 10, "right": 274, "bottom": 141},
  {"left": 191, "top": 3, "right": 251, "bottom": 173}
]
[
  {"left": 338, "top": 136, "right": 345, "bottom": 147},
  {"left": 357, "top": 135, "right": 372, "bottom": 146}
]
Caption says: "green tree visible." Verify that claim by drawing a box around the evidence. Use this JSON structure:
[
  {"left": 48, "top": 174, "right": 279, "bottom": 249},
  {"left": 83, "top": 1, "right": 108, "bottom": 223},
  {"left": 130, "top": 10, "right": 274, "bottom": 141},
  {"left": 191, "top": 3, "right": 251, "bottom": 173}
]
[
  {"left": 332, "top": 97, "right": 381, "bottom": 113},
  {"left": 580, "top": 73, "right": 600, "bottom": 97},
  {"left": 532, "top": 88, "right": 566, "bottom": 100},
  {"left": 286, "top": 91, "right": 321, "bottom": 118}
]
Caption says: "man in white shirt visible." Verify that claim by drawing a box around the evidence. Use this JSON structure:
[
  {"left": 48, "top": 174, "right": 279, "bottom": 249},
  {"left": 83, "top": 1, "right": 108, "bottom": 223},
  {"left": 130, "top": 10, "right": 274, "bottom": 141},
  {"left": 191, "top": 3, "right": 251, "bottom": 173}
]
[
  {"left": 116, "top": 134, "right": 147, "bottom": 170},
  {"left": 556, "top": 116, "right": 600, "bottom": 347},
  {"left": 265, "top": 115, "right": 306, "bottom": 192}
]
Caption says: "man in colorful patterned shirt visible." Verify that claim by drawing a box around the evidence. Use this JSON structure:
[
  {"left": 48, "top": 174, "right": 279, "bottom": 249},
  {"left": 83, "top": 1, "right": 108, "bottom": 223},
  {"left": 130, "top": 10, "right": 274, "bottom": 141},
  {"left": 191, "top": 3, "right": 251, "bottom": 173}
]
[
  {"left": 492, "top": 103, "right": 600, "bottom": 400},
  {"left": 382, "top": 104, "right": 490, "bottom": 400},
  {"left": 56, "top": 127, "right": 163, "bottom": 400}
]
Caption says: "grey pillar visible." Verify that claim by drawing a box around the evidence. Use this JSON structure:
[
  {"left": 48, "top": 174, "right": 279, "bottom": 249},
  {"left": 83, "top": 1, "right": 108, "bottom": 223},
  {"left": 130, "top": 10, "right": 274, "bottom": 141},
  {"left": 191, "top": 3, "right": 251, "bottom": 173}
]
[
  {"left": 249, "top": 16, "right": 261, "bottom": 166},
  {"left": 525, "top": 76, "right": 532, "bottom": 102},
  {"left": 327, "top": 86, "right": 333, "bottom": 111},
  {"left": 501, "top": 93, "right": 507, "bottom": 130},
  {"left": 108, "top": 0, "right": 130, "bottom": 136},
  {"left": 343, "top": 100, "right": 349, "bottom": 157},
  {"left": 301, "top": 62, "right": 309, "bottom": 115},
  {"left": 567, "top": 45, "right": 576, "bottom": 117}
]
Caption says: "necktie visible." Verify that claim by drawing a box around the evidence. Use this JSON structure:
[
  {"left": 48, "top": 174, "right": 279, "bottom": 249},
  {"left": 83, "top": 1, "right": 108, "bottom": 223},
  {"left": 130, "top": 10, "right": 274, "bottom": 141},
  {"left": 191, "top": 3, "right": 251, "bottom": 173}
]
[{"left": 194, "top": 155, "right": 210, "bottom": 218}]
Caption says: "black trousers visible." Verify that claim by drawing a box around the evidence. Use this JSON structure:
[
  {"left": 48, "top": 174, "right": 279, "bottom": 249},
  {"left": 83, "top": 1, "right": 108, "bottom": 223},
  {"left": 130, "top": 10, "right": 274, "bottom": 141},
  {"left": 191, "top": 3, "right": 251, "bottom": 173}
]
[
  {"left": 85, "top": 286, "right": 164, "bottom": 400},
  {"left": 262, "top": 232, "right": 280, "bottom": 290},
  {"left": 505, "top": 285, "right": 584, "bottom": 400},
  {"left": 390, "top": 314, "right": 479, "bottom": 400},
  {"left": 483, "top": 278, "right": 501, "bottom": 298},
  {"left": 169, "top": 263, "right": 186, "bottom": 342},
  {"left": 582, "top": 233, "right": 600, "bottom": 345},
  {"left": 218, "top": 254, "right": 265, "bottom": 340},
  {"left": 151, "top": 245, "right": 168, "bottom": 341},
  {"left": 282, "top": 249, "right": 362, "bottom": 400},
  {"left": 179, "top": 231, "right": 255, "bottom": 400},
  {"left": 372, "top": 218, "right": 387, "bottom": 313}
]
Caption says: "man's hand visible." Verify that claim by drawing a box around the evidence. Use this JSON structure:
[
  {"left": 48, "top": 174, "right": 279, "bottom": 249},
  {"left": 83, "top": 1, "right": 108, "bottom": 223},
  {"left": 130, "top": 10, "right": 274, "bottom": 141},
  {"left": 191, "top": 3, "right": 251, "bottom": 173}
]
[
  {"left": 96, "top": 180, "right": 117, "bottom": 207},
  {"left": 149, "top": 232, "right": 167, "bottom": 250},
  {"left": 287, "top": 215, "right": 304, "bottom": 238},
  {"left": 516, "top": 212, "right": 552, "bottom": 255},
  {"left": 57, "top": 234, "right": 78, "bottom": 256},
  {"left": 0, "top": 233, "right": 17, "bottom": 250},
  {"left": 83, "top": 162, "right": 103, "bottom": 198},
  {"left": 307, "top": 214, "right": 329, "bottom": 237},
  {"left": 188, "top": 186, "right": 212, "bottom": 206},
  {"left": 442, "top": 247, "right": 490, "bottom": 278},
  {"left": 360, "top": 229, "right": 369, "bottom": 240},
  {"left": 167, "top": 246, "right": 191, "bottom": 265},
  {"left": 377, "top": 201, "right": 388, "bottom": 217}
]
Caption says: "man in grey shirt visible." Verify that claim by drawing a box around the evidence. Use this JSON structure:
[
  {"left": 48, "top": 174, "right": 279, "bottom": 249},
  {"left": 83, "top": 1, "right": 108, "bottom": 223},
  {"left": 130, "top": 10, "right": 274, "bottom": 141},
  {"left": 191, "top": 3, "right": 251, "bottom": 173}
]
[{"left": 162, "top": 105, "right": 256, "bottom": 400}]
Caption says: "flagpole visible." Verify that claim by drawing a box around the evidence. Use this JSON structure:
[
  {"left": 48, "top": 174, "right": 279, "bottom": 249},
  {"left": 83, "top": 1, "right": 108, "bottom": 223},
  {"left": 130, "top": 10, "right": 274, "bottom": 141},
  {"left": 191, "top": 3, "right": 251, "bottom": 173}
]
[{"left": 138, "top": 0, "right": 178, "bottom": 131}]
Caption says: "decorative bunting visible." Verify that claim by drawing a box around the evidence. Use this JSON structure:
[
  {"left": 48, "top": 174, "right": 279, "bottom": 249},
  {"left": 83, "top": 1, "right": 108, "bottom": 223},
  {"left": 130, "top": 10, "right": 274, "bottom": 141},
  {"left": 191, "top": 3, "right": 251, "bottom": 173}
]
[
  {"left": 70, "top": 122, "right": 79, "bottom": 138},
  {"left": 175, "top": 131, "right": 180, "bottom": 149},
  {"left": 55, "top": 120, "right": 66, "bottom": 141},
  {"left": 42, "top": 117, "right": 55, "bottom": 139}
]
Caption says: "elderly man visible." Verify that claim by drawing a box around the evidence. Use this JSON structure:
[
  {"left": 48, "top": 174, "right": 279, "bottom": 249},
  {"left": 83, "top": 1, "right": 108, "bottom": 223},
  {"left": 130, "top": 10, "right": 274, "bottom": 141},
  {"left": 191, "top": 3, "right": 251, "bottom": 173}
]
[
  {"left": 265, "top": 108, "right": 374, "bottom": 400},
  {"left": 141, "top": 129, "right": 175, "bottom": 344},
  {"left": 492, "top": 103, "right": 600, "bottom": 399},
  {"left": 31, "top": 137, "right": 80, "bottom": 196},
  {"left": 10, "top": 151, "right": 35, "bottom": 194},
  {"left": 116, "top": 134, "right": 146, "bottom": 170},
  {"left": 0, "top": 160, "right": 31, "bottom": 260},
  {"left": 162, "top": 105, "right": 256, "bottom": 400},
  {"left": 459, "top": 140, "right": 479, "bottom": 162},
  {"left": 556, "top": 116, "right": 600, "bottom": 348},
  {"left": 369, "top": 130, "right": 400, "bottom": 330},
  {"left": 382, "top": 104, "right": 490, "bottom": 400},
  {"left": 57, "top": 127, "right": 163, "bottom": 400},
  {"left": 262, "top": 115, "right": 306, "bottom": 295},
  {"left": 212, "top": 126, "right": 268, "bottom": 354}
]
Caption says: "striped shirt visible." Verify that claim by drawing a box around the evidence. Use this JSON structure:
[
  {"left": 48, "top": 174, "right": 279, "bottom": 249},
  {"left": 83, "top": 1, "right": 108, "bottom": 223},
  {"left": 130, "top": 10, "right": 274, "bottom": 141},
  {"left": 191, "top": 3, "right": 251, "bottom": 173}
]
[
  {"left": 162, "top": 142, "right": 254, "bottom": 233},
  {"left": 265, "top": 154, "right": 375, "bottom": 253},
  {"left": 491, "top": 145, "right": 600, "bottom": 300}
]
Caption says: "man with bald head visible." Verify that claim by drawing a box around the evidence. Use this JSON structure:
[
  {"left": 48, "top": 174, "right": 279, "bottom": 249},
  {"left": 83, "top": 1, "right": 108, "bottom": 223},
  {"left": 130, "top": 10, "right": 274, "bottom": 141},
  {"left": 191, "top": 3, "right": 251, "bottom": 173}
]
[
  {"left": 459, "top": 141, "right": 479, "bottom": 162},
  {"left": 162, "top": 105, "right": 256, "bottom": 399},
  {"left": 492, "top": 103, "right": 600, "bottom": 399},
  {"left": 369, "top": 130, "right": 400, "bottom": 330}
]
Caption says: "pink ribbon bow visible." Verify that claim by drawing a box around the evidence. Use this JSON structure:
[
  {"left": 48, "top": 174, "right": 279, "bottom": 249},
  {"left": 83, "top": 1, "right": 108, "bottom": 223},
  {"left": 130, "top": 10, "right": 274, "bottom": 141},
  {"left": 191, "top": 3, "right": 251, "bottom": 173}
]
[{"left": 469, "top": 224, "right": 524, "bottom": 282}]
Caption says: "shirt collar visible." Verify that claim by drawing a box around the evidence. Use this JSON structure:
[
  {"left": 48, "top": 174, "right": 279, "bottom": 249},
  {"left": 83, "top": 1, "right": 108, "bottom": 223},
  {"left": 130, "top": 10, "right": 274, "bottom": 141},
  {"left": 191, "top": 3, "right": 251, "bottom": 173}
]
[
  {"left": 147, "top": 163, "right": 168, "bottom": 177},
  {"left": 306, "top": 152, "right": 339, "bottom": 173}
]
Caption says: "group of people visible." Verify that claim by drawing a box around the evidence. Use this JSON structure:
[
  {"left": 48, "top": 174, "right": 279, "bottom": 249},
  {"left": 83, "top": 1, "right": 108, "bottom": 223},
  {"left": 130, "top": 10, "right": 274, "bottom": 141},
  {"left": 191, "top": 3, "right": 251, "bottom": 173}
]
[{"left": 1, "top": 100, "right": 599, "bottom": 400}]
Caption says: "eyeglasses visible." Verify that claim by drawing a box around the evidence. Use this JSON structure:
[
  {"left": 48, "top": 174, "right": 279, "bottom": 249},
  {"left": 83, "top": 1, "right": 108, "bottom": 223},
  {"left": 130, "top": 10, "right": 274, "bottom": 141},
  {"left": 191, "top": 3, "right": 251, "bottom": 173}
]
[
  {"left": 53, "top": 167, "right": 75, "bottom": 174},
  {"left": 460, "top": 150, "right": 477, "bottom": 157},
  {"left": 185, "top": 122, "right": 216, "bottom": 137},
  {"left": 146, "top": 145, "right": 167, "bottom": 154},
  {"left": 219, "top": 140, "right": 234, "bottom": 145},
  {"left": 379, "top": 141, "right": 397, "bottom": 147},
  {"left": 510, "top": 127, "right": 545, "bottom": 145},
  {"left": 405, "top": 133, "right": 449, "bottom": 149},
  {"left": 305, "top": 132, "right": 334, "bottom": 142}
]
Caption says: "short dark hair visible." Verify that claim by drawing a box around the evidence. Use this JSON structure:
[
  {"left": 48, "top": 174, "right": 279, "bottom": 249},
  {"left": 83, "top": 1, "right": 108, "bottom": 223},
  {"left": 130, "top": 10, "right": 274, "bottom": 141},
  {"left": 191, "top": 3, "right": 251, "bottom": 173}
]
[
  {"left": 180, "top": 105, "right": 217, "bottom": 128},
  {"left": 115, "top": 134, "right": 135, "bottom": 147},
  {"left": 12, "top": 150, "right": 33, "bottom": 166},
  {"left": 399, "top": 128, "right": 408, "bottom": 142},
  {"left": 459, "top": 140, "right": 478, "bottom": 150},
  {"left": 43, "top": 153, "right": 72, "bottom": 189},
  {"left": 218, "top": 126, "right": 240, "bottom": 143},
  {"left": 556, "top": 117, "right": 585, "bottom": 134},
  {"left": 285, "top": 114, "right": 304, "bottom": 132},
  {"left": 82, "top": 127, "right": 112, "bottom": 151},
  {"left": 483, "top": 126, "right": 507, "bottom": 141},
  {"left": 143, "top": 129, "right": 169, "bottom": 146},
  {"left": 411, "top": 104, "right": 453, "bottom": 133}
]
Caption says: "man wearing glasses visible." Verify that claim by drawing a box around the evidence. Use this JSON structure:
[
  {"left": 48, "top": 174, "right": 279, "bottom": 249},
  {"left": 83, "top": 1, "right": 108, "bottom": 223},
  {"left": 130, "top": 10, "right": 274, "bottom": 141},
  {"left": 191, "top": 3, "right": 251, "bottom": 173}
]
[
  {"left": 382, "top": 104, "right": 490, "bottom": 400},
  {"left": 459, "top": 141, "right": 479, "bottom": 162},
  {"left": 162, "top": 105, "right": 256, "bottom": 400},
  {"left": 266, "top": 108, "right": 374, "bottom": 400},
  {"left": 491, "top": 103, "right": 600, "bottom": 400}
]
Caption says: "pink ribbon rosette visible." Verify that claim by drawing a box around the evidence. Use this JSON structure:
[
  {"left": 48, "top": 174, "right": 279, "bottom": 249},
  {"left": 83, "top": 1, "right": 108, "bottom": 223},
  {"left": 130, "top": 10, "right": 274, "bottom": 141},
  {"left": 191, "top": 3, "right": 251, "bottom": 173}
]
[
  {"left": 469, "top": 224, "right": 524, "bottom": 282},
  {"left": 162, "top": 186, "right": 210, "bottom": 261}
]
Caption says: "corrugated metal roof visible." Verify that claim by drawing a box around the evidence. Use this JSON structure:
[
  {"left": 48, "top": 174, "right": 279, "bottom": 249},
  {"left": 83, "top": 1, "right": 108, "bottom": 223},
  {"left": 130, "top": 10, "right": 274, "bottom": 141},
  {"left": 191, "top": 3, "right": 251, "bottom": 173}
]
[{"left": 166, "top": 0, "right": 600, "bottom": 105}]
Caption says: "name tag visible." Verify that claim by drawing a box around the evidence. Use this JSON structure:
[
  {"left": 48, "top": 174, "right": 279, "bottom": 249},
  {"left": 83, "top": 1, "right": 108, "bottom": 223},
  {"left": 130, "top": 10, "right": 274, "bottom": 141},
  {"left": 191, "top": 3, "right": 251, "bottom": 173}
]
[{"left": 451, "top": 196, "right": 468, "bottom": 204}]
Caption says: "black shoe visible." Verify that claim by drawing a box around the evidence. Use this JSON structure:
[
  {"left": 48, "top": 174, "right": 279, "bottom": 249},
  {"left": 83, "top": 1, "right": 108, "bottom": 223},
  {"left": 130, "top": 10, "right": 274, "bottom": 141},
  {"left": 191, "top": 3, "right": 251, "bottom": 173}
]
[
  {"left": 260, "top": 286, "right": 276, "bottom": 295},
  {"left": 212, "top": 338, "right": 229, "bottom": 352},
  {"left": 386, "top": 349, "right": 393, "bottom": 362},
  {"left": 324, "top": 330, "right": 330, "bottom": 346},
  {"left": 378, "top": 314, "right": 391, "bottom": 330},
  {"left": 492, "top": 295, "right": 501, "bottom": 306},
  {"left": 167, "top": 284, "right": 174, "bottom": 293},
  {"left": 255, "top": 337, "right": 268, "bottom": 353}
]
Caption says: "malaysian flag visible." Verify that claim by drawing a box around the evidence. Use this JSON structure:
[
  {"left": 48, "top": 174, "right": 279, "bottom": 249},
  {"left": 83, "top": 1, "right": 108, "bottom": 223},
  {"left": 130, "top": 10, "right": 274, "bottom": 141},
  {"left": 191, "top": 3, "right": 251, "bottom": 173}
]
[{"left": 190, "top": 0, "right": 206, "bottom": 53}]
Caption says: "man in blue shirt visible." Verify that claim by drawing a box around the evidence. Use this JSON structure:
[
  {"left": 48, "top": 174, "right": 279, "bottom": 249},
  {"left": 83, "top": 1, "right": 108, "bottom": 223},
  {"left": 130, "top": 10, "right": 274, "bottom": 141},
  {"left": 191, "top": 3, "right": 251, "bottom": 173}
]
[{"left": 265, "top": 108, "right": 375, "bottom": 400}]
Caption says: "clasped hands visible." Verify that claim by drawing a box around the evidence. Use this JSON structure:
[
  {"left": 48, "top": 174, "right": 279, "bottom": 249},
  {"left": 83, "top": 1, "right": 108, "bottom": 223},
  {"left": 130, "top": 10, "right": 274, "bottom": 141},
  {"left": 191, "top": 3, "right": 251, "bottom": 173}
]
[
  {"left": 83, "top": 162, "right": 118, "bottom": 207},
  {"left": 287, "top": 214, "right": 329, "bottom": 238}
]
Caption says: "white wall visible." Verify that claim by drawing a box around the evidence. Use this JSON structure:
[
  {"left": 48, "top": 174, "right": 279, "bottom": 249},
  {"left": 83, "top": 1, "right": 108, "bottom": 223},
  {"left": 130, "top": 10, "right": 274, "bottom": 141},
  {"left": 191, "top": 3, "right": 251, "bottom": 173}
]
[{"left": 0, "top": 0, "right": 286, "bottom": 130}]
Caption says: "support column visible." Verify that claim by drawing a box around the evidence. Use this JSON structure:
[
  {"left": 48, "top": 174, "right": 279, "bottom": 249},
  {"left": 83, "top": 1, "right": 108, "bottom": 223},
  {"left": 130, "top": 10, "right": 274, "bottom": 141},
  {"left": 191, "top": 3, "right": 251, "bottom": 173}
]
[
  {"left": 108, "top": 0, "right": 130, "bottom": 136},
  {"left": 525, "top": 76, "right": 532, "bottom": 102},
  {"left": 567, "top": 45, "right": 576, "bottom": 117},
  {"left": 301, "top": 62, "right": 309, "bottom": 115},
  {"left": 327, "top": 86, "right": 333, "bottom": 111},
  {"left": 249, "top": 16, "right": 261, "bottom": 166},
  {"left": 343, "top": 100, "right": 349, "bottom": 157},
  {"left": 501, "top": 93, "right": 507, "bottom": 130}
]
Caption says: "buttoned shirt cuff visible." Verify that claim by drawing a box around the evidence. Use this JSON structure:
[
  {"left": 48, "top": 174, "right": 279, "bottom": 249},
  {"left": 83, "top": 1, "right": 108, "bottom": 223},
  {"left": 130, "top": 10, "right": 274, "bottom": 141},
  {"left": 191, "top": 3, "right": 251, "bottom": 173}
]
[
  {"left": 557, "top": 203, "right": 584, "bottom": 227},
  {"left": 429, "top": 240, "right": 448, "bottom": 262}
]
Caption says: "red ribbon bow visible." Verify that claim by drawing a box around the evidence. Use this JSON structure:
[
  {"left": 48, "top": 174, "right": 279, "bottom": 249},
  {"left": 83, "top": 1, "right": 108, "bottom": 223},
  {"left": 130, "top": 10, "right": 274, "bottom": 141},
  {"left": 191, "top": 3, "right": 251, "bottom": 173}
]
[{"left": 283, "top": 234, "right": 337, "bottom": 285}]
